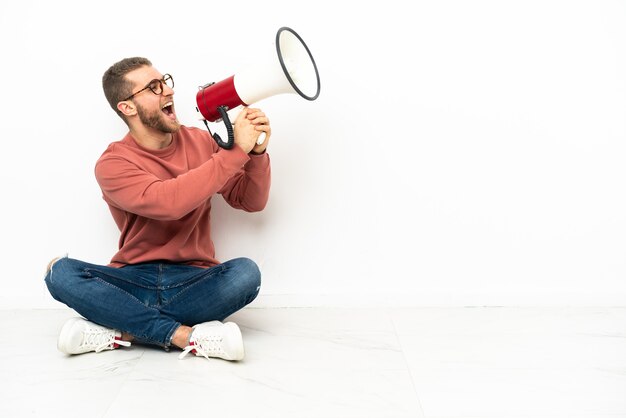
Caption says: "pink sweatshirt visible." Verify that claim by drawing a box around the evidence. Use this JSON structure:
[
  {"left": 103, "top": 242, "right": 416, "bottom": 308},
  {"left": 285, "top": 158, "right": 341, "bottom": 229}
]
[{"left": 95, "top": 126, "right": 271, "bottom": 268}]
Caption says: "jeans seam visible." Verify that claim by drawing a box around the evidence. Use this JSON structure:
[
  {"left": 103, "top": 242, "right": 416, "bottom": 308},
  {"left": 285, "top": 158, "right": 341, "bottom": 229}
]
[
  {"left": 83, "top": 268, "right": 157, "bottom": 290},
  {"left": 159, "top": 266, "right": 225, "bottom": 309},
  {"left": 161, "top": 265, "right": 225, "bottom": 290}
]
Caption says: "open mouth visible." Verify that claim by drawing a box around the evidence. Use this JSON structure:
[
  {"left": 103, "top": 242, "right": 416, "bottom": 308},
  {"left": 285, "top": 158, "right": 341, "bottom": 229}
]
[{"left": 161, "top": 102, "right": 176, "bottom": 118}]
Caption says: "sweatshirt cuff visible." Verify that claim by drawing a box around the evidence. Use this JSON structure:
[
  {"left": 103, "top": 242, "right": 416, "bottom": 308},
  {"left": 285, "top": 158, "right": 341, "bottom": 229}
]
[{"left": 245, "top": 151, "right": 270, "bottom": 172}]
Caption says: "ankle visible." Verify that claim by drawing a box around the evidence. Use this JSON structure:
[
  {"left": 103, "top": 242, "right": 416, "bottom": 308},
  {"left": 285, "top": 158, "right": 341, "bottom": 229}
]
[
  {"left": 171, "top": 325, "right": 193, "bottom": 349},
  {"left": 120, "top": 332, "right": 134, "bottom": 342}
]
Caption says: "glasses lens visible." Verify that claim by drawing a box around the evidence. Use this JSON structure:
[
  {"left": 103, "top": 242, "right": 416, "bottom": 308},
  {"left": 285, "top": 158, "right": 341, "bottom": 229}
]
[
  {"left": 164, "top": 74, "right": 174, "bottom": 89},
  {"left": 148, "top": 79, "right": 163, "bottom": 95}
]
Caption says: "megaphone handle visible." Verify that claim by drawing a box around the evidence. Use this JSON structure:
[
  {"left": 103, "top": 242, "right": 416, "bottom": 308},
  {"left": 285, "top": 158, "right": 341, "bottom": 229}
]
[
  {"left": 216, "top": 106, "right": 235, "bottom": 149},
  {"left": 257, "top": 132, "right": 267, "bottom": 145},
  {"left": 203, "top": 106, "right": 235, "bottom": 149}
]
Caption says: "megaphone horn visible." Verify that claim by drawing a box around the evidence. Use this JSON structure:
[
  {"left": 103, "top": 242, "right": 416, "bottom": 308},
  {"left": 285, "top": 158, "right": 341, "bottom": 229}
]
[{"left": 196, "top": 27, "right": 321, "bottom": 149}]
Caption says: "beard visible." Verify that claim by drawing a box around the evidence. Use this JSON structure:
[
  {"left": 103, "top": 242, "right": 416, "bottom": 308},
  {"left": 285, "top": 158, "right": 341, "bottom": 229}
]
[{"left": 135, "top": 102, "right": 180, "bottom": 133}]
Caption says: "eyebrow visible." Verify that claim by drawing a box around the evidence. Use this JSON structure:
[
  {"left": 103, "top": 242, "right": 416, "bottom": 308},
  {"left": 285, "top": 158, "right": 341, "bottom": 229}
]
[{"left": 142, "top": 77, "right": 161, "bottom": 87}]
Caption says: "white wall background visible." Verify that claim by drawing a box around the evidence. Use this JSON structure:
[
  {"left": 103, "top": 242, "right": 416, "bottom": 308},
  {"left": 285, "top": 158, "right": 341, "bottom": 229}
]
[{"left": 0, "top": 0, "right": 625, "bottom": 309}]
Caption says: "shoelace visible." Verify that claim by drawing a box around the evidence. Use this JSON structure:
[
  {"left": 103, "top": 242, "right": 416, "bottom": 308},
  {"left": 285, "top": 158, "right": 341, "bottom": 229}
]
[
  {"left": 178, "top": 335, "right": 224, "bottom": 360},
  {"left": 81, "top": 327, "right": 131, "bottom": 353}
]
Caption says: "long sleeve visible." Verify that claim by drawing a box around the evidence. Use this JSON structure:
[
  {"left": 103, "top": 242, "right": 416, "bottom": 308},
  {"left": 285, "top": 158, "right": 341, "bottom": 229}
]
[
  {"left": 95, "top": 143, "right": 250, "bottom": 221},
  {"left": 219, "top": 152, "right": 271, "bottom": 212}
]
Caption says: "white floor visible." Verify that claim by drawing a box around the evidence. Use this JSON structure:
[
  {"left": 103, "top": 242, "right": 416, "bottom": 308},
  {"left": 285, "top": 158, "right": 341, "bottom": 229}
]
[{"left": 1, "top": 307, "right": 625, "bottom": 418}]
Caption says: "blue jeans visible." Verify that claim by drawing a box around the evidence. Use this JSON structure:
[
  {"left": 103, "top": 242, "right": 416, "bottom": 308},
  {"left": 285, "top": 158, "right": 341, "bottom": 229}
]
[{"left": 44, "top": 256, "right": 261, "bottom": 348}]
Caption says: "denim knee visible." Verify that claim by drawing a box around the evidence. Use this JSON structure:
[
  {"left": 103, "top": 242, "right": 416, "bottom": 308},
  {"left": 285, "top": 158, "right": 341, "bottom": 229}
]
[{"left": 228, "top": 257, "right": 261, "bottom": 295}]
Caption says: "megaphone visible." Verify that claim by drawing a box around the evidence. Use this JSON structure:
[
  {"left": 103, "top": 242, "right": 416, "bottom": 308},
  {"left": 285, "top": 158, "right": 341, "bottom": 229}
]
[{"left": 196, "top": 27, "right": 321, "bottom": 149}]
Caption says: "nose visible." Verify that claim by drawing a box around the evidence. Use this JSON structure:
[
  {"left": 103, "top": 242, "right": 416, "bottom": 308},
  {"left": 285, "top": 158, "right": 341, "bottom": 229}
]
[{"left": 162, "top": 83, "right": 174, "bottom": 96}]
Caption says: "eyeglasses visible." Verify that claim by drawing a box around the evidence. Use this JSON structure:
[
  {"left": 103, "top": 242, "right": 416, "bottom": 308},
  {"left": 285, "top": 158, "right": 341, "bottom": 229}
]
[{"left": 122, "top": 74, "right": 174, "bottom": 101}]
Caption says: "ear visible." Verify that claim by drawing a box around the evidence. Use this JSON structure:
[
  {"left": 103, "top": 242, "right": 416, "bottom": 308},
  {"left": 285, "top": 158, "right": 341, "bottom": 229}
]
[{"left": 117, "top": 100, "right": 137, "bottom": 117}]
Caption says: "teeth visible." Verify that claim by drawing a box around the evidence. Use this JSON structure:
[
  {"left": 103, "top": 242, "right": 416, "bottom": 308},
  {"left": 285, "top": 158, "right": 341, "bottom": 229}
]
[{"left": 162, "top": 102, "right": 173, "bottom": 109}]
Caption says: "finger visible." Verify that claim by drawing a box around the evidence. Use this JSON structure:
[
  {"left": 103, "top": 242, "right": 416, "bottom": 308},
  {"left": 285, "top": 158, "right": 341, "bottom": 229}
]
[
  {"left": 246, "top": 110, "right": 264, "bottom": 119},
  {"left": 234, "top": 107, "right": 249, "bottom": 122},
  {"left": 250, "top": 116, "right": 269, "bottom": 125}
]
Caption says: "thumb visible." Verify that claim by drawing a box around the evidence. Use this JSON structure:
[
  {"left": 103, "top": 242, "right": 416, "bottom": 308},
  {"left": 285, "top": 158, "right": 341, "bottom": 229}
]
[{"left": 232, "top": 106, "right": 247, "bottom": 124}]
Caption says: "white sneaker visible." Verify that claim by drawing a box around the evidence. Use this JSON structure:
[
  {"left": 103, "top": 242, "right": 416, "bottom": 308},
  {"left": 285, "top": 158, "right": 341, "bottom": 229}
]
[
  {"left": 178, "top": 321, "right": 244, "bottom": 361},
  {"left": 57, "top": 317, "right": 131, "bottom": 354}
]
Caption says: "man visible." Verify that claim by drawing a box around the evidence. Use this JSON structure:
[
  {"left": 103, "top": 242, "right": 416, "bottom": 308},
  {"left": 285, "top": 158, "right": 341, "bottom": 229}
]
[{"left": 44, "top": 57, "right": 271, "bottom": 361}]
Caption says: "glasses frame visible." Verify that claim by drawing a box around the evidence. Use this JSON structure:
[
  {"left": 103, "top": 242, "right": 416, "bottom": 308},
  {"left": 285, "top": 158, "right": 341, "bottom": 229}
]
[{"left": 122, "top": 73, "right": 174, "bottom": 102}]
